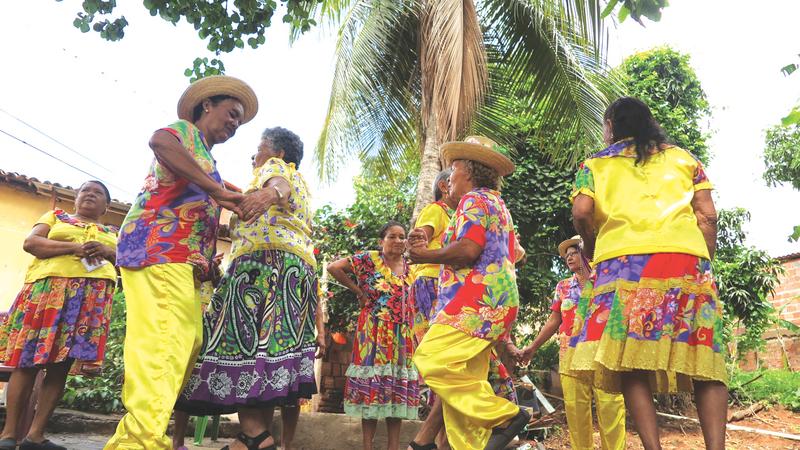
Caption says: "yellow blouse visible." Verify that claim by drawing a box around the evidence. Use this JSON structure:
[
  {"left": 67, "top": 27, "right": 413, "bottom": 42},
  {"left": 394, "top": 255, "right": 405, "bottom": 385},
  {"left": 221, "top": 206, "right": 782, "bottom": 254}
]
[
  {"left": 229, "top": 157, "right": 316, "bottom": 268},
  {"left": 25, "top": 210, "right": 118, "bottom": 283},
  {"left": 571, "top": 142, "right": 713, "bottom": 264},
  {"left": 411, "top": 201, "right": 453, "bottom": 280}
]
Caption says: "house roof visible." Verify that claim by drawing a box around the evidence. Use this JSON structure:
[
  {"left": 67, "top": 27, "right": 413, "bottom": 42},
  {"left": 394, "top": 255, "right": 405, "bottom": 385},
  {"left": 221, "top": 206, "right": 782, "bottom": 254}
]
[
  {"left": 0, "top": 169, "right": 131, "bottom": 214},
  {"left": 777, "top": 252, "right": 800, "bottom": 263}
]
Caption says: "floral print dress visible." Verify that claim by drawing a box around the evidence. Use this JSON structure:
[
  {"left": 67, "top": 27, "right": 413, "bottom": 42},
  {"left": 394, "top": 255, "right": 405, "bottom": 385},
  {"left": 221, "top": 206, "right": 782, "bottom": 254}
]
[{"left": 344, "top": 251, "right": 420, "bottom": 420}]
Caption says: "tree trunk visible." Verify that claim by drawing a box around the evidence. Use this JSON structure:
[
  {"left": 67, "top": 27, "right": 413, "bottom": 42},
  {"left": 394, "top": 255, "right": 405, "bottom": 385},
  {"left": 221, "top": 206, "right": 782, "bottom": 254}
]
[{"left": 412, "top": 114, "right": 442, "bottom": 222}]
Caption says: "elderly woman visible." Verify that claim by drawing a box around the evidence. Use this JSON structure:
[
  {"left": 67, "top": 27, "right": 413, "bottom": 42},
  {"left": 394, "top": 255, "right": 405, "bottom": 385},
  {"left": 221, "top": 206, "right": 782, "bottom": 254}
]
[
  {"left": 175, "top": 126, "right": 323, "bottom": 450},
  {"left": 327, "top": 221, "right": 419, "bottom": 450},
  {"left": 565, "top": 97, "right": 728, "bottom": 450},
  {"left": 0, "top": 181, "right": 117, "bottom": 450},
  {"left": 107, "top": 75, "right": 257, "bottom": 449},
  {"left": 408, "top": 136, "right": 528, "bottom": 450},
  {"left": 519, "top": 236, "right": 626, "bottom": 450}
]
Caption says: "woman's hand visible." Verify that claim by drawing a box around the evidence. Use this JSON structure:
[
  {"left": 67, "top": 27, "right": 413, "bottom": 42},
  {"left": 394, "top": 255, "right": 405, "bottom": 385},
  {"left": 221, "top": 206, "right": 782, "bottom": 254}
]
[
  {"left": 406, "top": 246, "right": 431, "bottom": 265},
  {"left": 503, "top": 342, "right": 524, "bottom": 365},
  {"left": 239, "top": 188, "right": 275, "bottom": 223},
  {"left": 81, "top": 241, "right": 114, "bottom": 265},
  {"left": 315, "top": 329, "right": 328, "bottom": 359},
  {"left": 356, "top": 292, "right": 369, "bottom": 308},
  {"left": 407, "top": 228, "right": 428, "bottom": 248},
  {"left": 518, "top": 345, "right": 536, "bottom": 366},
  {"left": 210, "top": 187, "right": 245, "bottom": 217}
]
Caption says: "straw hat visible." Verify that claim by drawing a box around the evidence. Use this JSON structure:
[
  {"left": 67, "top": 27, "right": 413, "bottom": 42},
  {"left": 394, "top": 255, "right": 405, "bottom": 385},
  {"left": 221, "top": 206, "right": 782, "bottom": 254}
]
[
  {"left": 558, "top": 235, "right": 582, "bottom": 258},
  {"left": 441, "top": 136, "right": 515, "bottom": 177},
  {"left": 177, "top": 75, "right": 258, "bottom": 124}
]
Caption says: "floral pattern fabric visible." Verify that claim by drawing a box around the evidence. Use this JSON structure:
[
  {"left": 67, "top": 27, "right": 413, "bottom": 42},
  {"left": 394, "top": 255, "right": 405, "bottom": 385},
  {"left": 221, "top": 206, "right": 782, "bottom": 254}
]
[
  {"left": 564, "top": 253, "right": 727, "bottom": 394},
  {"left": 116, "top": 120, "right": 222, "bottom": 278},
  {"left": 433, "top": 188, "right": 519, "bottom": 342},
  {"left": 344, "top": 251, "right": 419, "bottom": 420},
  {"left": 0, "top": 277, "right": 116, "bottom": 368},
  {"left": 229, "top": 157, "right": 316, "bottom": 268}
]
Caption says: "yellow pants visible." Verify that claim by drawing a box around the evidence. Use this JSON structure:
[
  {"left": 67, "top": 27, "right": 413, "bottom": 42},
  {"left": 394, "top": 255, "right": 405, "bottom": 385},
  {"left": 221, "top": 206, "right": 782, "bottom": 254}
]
[
  {"left": 561, "top": 374, "right": 626, "bottom": 450},
  {"left": 105, "top": 264, "right": 202, "bottom": 450},
  {"left": 414, "top": 324, "right": 519, "bottom": 450}
]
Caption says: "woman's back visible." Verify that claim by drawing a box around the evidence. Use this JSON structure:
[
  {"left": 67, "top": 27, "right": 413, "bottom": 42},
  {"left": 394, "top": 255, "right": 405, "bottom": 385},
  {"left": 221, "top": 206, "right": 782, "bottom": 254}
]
[{"left": 573, "top": 141, "right": 712, "bottom": 263}]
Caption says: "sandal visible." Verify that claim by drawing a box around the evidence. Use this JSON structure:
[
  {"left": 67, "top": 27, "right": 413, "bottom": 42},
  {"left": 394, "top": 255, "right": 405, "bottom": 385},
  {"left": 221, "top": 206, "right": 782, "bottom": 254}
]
[
  {"left": 0, "top": 438, "right": 16, "bottom": 450},
  {"left": 484, "top": 408, "right": 531, "bottom": 450},
  {"left": 220, "top": 430, "right": 275, "bottom": 450},
  {"left": 18, "top": 439, "right": 66, "bottom": 450},
  {"left": 409, "top": 442, "right": 437, "bottom": 450}
]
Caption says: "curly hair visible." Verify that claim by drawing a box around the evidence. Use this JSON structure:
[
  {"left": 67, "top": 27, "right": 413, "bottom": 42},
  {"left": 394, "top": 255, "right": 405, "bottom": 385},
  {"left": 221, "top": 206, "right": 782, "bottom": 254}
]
[
  {"left": 262, "top": 127, "right": 304, "bottom": 167},
  {"left": 604, "top": 96, "right": 670, "bottom": 165},
  {"left": 464, "top": 160, "right": 501, "bottom": 190}
]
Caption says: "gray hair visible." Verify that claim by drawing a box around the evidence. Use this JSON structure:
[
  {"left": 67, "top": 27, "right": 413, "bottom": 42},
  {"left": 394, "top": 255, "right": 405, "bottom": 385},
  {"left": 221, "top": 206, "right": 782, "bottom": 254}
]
[{"left": 433, "top": 169, "right": 452, "bottom": 201}]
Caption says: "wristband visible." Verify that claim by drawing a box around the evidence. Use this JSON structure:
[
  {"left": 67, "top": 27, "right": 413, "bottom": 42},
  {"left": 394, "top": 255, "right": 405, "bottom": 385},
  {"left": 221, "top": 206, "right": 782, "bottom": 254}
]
[{"left": 273, "top": 185, "right": 283, "bottom": 201}]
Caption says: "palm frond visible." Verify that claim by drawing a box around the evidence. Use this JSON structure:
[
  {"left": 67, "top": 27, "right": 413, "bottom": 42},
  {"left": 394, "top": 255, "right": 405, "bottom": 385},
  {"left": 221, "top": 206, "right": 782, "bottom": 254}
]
[
  {"left": 420, "top": 0, "right": 488, "bottom": 143},
  {"left": 476, "top": 0, "right": 624, "bottom": 164},
  {"left": 313, "top": 0, "right": 424, "bottom": 181}
]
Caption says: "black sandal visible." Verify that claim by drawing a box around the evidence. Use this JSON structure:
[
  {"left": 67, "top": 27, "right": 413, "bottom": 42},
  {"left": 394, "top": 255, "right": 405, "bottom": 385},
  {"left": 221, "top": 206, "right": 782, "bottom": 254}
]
[
  {"left": 409, "top": 442, "right": 437, "bottom": 450},
  {"left": 484, "top": 408, "right": 531, "bottom": 450},
  {"left": 220, "top": 430, "right": 275, "bottom": 450}
]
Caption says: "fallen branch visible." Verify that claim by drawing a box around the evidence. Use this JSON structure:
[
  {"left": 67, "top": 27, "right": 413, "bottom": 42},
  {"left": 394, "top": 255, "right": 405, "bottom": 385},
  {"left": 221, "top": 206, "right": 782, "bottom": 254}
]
[
  {"left": 657, "top": 411, "right": 800, "bottom": 442},
  {"left": 738, "top": 372, "right": 764, "bottom": 388},
  {"left": 728, "top": 400, "right": 768, "bottom": 422}
]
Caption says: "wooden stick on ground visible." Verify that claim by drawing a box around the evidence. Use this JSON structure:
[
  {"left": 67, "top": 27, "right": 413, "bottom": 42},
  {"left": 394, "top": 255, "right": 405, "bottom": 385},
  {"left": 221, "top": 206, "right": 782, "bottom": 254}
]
[
  {"left": 728, "top": 401, "right": 768, "bottom": 422},
  {"left": 657, "top": 411, "right": 800, "bottom": 442}
]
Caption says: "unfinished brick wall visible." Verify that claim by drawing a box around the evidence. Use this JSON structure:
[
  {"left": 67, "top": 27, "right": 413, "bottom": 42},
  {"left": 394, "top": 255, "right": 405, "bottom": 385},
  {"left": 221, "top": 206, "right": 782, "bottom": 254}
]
[
  {"left": 739, "top": 256, "right": 800, "bottom": 371},
  {"left": 316, "top": 333, "right": 353, "bottom": 413}
]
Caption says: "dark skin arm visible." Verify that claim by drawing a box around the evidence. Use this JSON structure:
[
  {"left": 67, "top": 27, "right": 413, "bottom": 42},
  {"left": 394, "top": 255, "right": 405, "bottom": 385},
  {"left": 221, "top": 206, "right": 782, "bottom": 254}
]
[
  {"left": 572, "top": 194, "right": 596, "bottom": 260},
  {"left": 150, "top": 130, "right": 244, "bottom": 215},
  {"left": 240, "top": 176, "right": 291, "bottom": 224},
  {"left": 23, "top": 224, "right": 84, "bottom": 259},
  {"left": 519, "top": 311, "right": 562, "bottom": 365},
  {"left": 691, "top": 189, "right": 718, "bottom": 259},
  {"left": 326, "top": 257, "right": 368, "bottom": 307},
  {"left": 406, "top": 230, "right": 482, "bottom": 268}
]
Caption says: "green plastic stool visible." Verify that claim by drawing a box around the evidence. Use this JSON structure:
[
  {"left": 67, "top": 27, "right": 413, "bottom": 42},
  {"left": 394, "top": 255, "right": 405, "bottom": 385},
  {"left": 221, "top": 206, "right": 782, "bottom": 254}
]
[{"left": 193, "top": 415, "right": 221, "bottom": 445}]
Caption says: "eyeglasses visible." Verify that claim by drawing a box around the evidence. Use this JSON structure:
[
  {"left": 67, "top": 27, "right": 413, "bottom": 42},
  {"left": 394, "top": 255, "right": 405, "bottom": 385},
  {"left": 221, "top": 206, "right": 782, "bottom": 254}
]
[{"left": 564, "top": 252, "right": 580, "bottom": 258}]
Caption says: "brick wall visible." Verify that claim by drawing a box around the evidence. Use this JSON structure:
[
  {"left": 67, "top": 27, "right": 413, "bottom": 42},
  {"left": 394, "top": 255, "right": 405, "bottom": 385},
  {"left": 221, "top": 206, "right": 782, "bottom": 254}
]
[
  {"left": 316, "top": 332, "right": 353, "bottom": 413},
  {"left": 739, "top": 256, "right": 800, "bottom": 371}
]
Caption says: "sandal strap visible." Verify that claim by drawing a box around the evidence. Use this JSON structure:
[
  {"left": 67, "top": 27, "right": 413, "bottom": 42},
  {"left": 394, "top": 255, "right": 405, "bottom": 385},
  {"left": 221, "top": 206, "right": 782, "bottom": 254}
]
[
  {"left": 235, "top": 430, "right": 272, "bottom": 450},
  {"left": 409, "top": 442, "right": 437, "bottom": 450}
]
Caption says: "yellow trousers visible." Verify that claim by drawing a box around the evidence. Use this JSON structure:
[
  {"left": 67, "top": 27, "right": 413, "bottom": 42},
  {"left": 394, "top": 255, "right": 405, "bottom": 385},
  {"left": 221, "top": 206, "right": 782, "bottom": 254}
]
[
  {"left": 414, "top": 324, "right": 519, "bottom": 450},
  {"left": 561, "top": 374, "right": 626, "bottom": 450},
  {"left": 105, "top": 264, "right": 202, "bottom": 450}
]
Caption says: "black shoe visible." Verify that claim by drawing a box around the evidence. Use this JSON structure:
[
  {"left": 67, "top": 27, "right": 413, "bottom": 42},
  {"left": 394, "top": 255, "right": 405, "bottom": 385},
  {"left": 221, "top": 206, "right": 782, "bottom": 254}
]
[
  {"left": 18, "top": 439, "right": 66, "bottom": 450},
  {"left": 0, "top": 438, "right": 16, "bottom": 450},
  {"left": 409, "top": 441, "right": 437, "bottom": 450},
  {"left": 484, "top": 408, "right": 531, "bottom": 450}
]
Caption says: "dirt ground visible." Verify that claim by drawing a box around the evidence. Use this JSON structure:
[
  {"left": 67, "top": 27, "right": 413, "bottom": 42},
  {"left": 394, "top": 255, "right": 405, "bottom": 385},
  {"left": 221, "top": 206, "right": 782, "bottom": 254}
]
[{"left": 530, "top": 405, "right": 800, "bottom": 450}]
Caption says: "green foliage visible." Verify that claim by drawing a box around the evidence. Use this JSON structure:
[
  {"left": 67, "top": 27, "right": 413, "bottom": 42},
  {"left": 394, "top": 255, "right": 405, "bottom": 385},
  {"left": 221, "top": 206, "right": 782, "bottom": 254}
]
[
  {"left": 57, "top": 0, "right": 321, "bottom": 77},
  {"left": 619, "top": 47, "right": 712, "bottom": 163},
  {"left": 527, "top": 340, "right": 560, "bottom": 372},
  {"left": 184, "top": 57, "right": 226, "bottom": 82},
  {"left": 730, "top": 369, "right": 800, "bottom": 411},
  {"left": 313, "top": 175, "right": 416, "bottom": 332},
  {"left": 62, "top": 289, "right": 126, "bottom": 413},
  {"left": 763, "top": 124, "right": 800, "bottom": 191},
  {"left": 713, "top": 209, "right": 784, "bottom": 355},
  {"left": 600, "top": 0, "right": 668, "bottom": 24}
]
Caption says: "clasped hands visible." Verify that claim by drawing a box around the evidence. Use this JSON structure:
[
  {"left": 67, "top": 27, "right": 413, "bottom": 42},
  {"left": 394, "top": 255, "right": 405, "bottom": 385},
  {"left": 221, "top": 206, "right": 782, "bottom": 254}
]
[
  {"left": 210, "top": 187, "right": 277, "bottom": 224},
  {"left": 404, "top": 227, "right": 431, "bottom": 263}
]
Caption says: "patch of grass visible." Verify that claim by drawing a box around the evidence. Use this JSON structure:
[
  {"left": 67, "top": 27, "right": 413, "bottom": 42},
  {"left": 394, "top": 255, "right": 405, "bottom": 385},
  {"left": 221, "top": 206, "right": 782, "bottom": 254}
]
[{"left": 730, "top": 369, "right": 800, "bottom": 412}]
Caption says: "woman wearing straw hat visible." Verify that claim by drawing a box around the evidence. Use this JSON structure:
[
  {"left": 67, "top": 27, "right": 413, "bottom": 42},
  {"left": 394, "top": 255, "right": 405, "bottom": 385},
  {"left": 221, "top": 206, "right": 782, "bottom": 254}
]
[
  {"left": 518, "top": 236, "right": 626, "bottom": 450},
  {"left": 408, "top": 136, "right": 529, "bottom": 450},
  {"left": 106, "top": 75, "right": 258, "bottom": 450},
  {"left": 565, "top": 97, "right": 727, "bottom": 450}
]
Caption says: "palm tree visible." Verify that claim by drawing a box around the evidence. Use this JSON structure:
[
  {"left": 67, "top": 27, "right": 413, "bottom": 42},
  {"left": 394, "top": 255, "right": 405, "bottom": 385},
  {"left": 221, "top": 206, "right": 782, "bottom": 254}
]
[{"left": 297, "top": 0, "right": 624, "bottom": 216}]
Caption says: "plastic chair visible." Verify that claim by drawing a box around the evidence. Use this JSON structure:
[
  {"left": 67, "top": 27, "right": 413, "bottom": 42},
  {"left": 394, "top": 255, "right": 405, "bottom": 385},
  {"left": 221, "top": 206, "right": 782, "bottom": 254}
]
[{"left": 193, "top": 415, "right": 221, "bottom": 445}]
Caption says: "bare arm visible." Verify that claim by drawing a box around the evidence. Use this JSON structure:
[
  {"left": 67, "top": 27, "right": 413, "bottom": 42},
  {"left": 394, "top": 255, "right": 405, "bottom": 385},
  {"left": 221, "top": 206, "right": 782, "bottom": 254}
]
[
  {"left": 326, "top": 257, "right": 367, "bottom": 305},
  {"left": 691, "top": 189, "right": 718, "bottom": 259},
  {"left": 407, "top": 237, "right": 482, "bottom": 268},
  {"left": 23, "top": 224, "right": 83, "bottom": 259},
  {"left": 572, "top": 194, "right": 596, "bottom": 260},
  {"left": 240, "top": 176, "right": 292, "bottom": 223},
  {"left": 520, "top": 311, "right": 562, "bottom": 365},
  {"left": 149, "top": 130, "right": 243, "bottom": 213}
]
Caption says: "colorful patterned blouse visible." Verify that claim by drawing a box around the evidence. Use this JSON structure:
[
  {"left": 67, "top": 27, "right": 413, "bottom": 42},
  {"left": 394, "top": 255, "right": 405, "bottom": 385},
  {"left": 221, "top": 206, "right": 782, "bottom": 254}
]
[
  {"left": 412, "top": 200, "right": 453, "bottom": 280},
  {"left": 229, "top": 157, "right": 316, "bottom": 268},
  {"left": 433, "top": 188, "right": 519, "bottom": 342},
  {"left": 571, "top": 140, "right": 713, "bottom": 264},
  {"left": 25, "top": 209, "right": 118, "bottom": 283},
  {"left": 116, "top": 120, "right": 222, "bottom": 278},
  {"left": 349, "top": 251, "right": 413, "bottom": 324}
]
